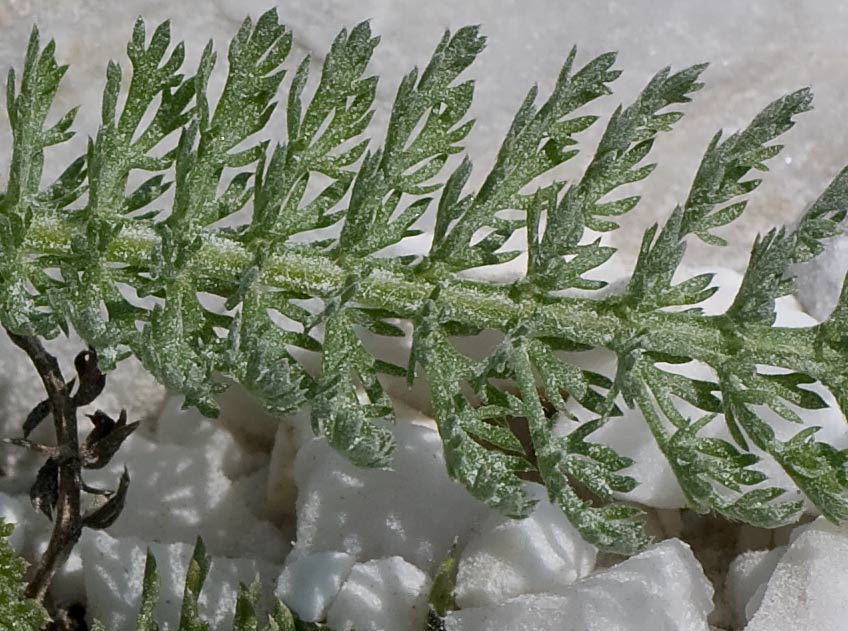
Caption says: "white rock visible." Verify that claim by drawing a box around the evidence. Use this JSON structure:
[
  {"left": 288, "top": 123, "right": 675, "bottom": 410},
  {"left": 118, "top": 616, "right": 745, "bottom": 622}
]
[
  {"left": 268, "top": 401, "right": 439, "bottom": 519},
  {"left": 267, "top": 409, "right": 315, "bottom": 518},
  {"left": 445, "top": 539, "right": 713, "bottom": 631},
  {"left": 292, "top": 420, "right": 490, "bottom": 574},
  {"left": 455, "top": 482, "right": 596, "bottom": 608},
  {"left": 793, "top": 233, "right": 848, "bottom": 322},
  {"left": 215, "top": 383, "right": 282, "bottom": 452},
  {"left": 0, "top": 492, "right": 28, "bottom": 553},
  {"left": 744, "top": 517, "right": 848, "bottom": 630},
  {"left": 276, "top": 551, "right": 356, "bottom": 622},
  {"left": 83, "top": 431, "right": 288, "bottom": 561},
  {"left": 326, "top": 557, "right": 432, "bottom": 631},
  {"left": 724, "top": 547, "right": 785, "bottom": 627},
  {"left": 155, "top": 395, "right": 268, "bottom": 481},
  {"left": 229, "top": 465, "right": 295, "bottom": 537},
  {"left": 81, "top": 530, "right": 281, "bottom": 631}
]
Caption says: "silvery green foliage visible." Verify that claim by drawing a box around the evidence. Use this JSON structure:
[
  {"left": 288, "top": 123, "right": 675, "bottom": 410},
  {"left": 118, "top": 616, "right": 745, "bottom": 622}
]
[
  {"left": 2, "top": 9, "right": 848, "bottom": 555},
  {"left": 0, "top": 520, "right": 49, "bottom": 630}
]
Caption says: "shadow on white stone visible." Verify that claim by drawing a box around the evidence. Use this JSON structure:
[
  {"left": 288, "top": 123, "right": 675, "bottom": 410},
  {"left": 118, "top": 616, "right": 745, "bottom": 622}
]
[
  {"left": 445, "top": 539, "right": 713, "bottom": 631},
  {"left": 81, "top": 531, "right": 281, "bottom": 631}
]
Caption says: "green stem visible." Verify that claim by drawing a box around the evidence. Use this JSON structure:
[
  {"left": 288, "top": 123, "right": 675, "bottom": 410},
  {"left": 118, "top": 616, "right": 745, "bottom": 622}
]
[{"left": 25, "top": 214, "right": 839, "bottom": 388}]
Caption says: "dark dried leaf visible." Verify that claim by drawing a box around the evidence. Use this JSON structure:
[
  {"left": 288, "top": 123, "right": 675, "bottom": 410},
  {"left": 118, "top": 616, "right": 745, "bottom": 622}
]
[
  {"left": 22, "top": 398, "right": 51, "bottom": 438},
  {"left": 72, "top": 347, "right": 106, "bottom": 407},
  {"left": 81, "top": 480, "right": 113, "bottom": 495},
  {"left": 82, "top": 410, "right": 139, "bottom": 469},
  {"left": 30, "top": 458, "right": 59, "bottom": 521},
  {"left": 82, "top": 466, "right": 130, "bottom": 529},
  {"left": 84, "top": 408, "right": 122, "bottom": 450}
]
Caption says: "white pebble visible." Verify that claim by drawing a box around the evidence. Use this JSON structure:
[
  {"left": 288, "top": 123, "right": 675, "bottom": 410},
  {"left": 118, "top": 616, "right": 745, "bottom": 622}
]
[
  {"left": 745, "top": 517, "right": 848, "bottom": 630},
  {"left": 326, "top": 557, "right": 432, "bottom": 631},
  {"left": 455, "top": 483, "right": 596, "bottom": 608},
  {"left": 793, "top": 234, "right": 848, "bottom": 322},
  {"left": 83, "top": 430, "right": 288, "bottom": 561},
  {"left": 275, "top": 551, "right": 356, "bottom": 622},
  {"left": 724, "top": 547, "right": 785, "bottom": 627},
  {"left": 267, "top": 409, "right": 314, "bottom": 518},
  {"left": 445, "top": 539, "right": 713, "bottom": 631},
  {"left": 292, "top": 420, "right": 489, "bottom": 573}
]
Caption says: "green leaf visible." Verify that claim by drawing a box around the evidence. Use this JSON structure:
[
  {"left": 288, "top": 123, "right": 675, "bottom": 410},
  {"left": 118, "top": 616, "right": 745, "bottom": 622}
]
[
  {"left": 136, "top": 549, "right": 161, "bottom": 631},
  {"left": 179, "top": 537, "right": 211, "bottom": 631},
  {"left": 512, "top": 344, "right": 650, "bottom": 554},
  {"left": 266, "top": 600, "right": 296, "bottom": 631},
  {"left": 313, "top": 308, "right": 396, "bottom": 468},
  {"left": 0, "top": 520, "right": 49, "bottom": 631},
  {"left": 6, "top": 13, "right": 848, "bottom": 559},
  {"left": 684, "top": 90, "right": 812, "bottom": 240},
  {"left": 340, "top": 26, "right": 485, "bottom": 258},
  {"left": 719, "top": 365, "right": 848, "bottom": 523},
  {"left": 793, "top": 167, "right": 848, "bottom": 263},
  {"left": 427, "top": 542, "right": 460, "bottom": 618},
  {"left": 530, "top": 63, "right": 707, "bottom": 293},
  {"left": 433, "top": 49, "right": 623, "bottom": 271},
  {"left": 632, "top": 361, "right": 803, "bottom": 527},
  {"left": 232, "top": 581, "right": 261, "bottom": 631},
  {"left": 412, "top": 303, "right": 537, "bottom": 517},
  {"left": 627, "top": 89, "right": 812, "bottom": 310},
  {"left": 727, "top": 227, "right": 796, "bottom": 325}
]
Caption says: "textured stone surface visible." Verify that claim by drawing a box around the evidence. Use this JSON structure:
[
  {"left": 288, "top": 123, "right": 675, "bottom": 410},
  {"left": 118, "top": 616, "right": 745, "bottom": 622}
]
[
  {"left": 445, "top": 539, "right": 713, "bottom": 631},
  {"left": 745, "top": 518, "right": 848, "bottom": 631},
  {"left": 794, "top": 233, "right": 848, "bottom": 321},
  {"left": 275, "top": 551, "right": 356, "bottom": 622},
  {"left": 326, "top": 557, "right": 432, "bottom": 631},
  {"left": 724, "top": 547, "right": 785, "bottom": 628},
  {"left": 455, "top": 482, "right": 596, "bottom": 608},
  {"left": 83, "top": 429, "right": 288, "bottom": 562},
  {"left": 291, "top": 420, "right": 490, "bottom": 574},
  {"left": 81, "top": 531, "right": 281, "bottom": 631}
]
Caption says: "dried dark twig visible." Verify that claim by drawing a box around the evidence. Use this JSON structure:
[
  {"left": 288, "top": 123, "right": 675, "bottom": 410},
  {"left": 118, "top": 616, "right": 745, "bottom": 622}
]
[
  {"left": 7, "top": 332, "right": 83, "bottom": 603},
  {"left": 3, "top": 331, "right": 137, "bottom": 605}
]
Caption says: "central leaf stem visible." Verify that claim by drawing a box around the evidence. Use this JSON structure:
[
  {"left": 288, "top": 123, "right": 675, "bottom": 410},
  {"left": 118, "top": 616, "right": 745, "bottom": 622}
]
[{"left": 27, "top": 215, "right": 837, "bottom": 389}]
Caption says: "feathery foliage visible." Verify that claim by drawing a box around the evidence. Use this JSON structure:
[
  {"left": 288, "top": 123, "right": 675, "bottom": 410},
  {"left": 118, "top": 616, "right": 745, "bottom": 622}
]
[
  {"left": 0, "top": 520, "right": 49, "bottom": 631},
  {"left": 2, "top": 10, "right": 848, "bottom": 555}
]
